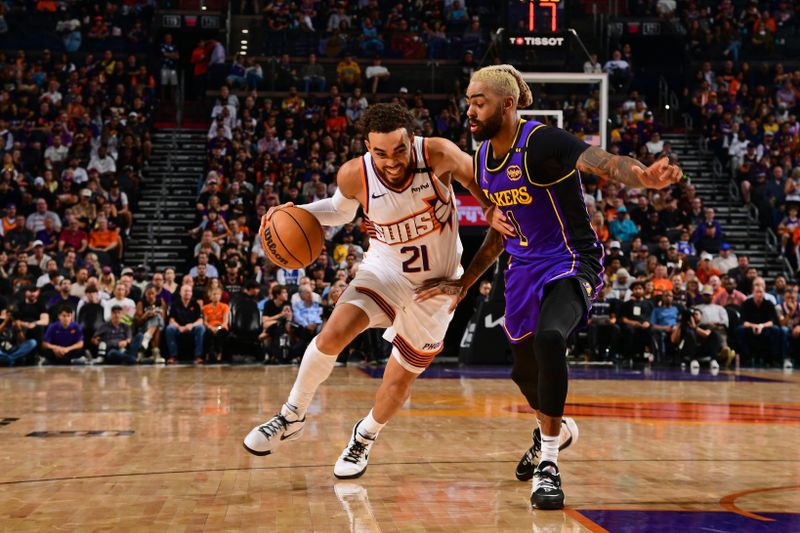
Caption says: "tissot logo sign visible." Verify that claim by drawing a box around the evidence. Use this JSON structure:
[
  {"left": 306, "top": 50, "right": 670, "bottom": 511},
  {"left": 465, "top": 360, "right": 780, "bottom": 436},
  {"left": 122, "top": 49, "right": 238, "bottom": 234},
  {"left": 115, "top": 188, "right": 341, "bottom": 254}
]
[{"left": 508, "top": 36, "right": 566, "bottom": 47}]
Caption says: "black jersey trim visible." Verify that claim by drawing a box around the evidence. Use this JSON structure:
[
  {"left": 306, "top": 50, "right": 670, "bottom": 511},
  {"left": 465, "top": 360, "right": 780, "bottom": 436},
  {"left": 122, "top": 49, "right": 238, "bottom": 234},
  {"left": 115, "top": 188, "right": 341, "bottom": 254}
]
[
  {"left": 484, "top": 119, "right": 526, "bottom": 172},
  {"left": 472, "top": 146, "right": 481, "bottom": 184},
  {"left": 527, "top": 169, "right": 577, "bottom": 188}
]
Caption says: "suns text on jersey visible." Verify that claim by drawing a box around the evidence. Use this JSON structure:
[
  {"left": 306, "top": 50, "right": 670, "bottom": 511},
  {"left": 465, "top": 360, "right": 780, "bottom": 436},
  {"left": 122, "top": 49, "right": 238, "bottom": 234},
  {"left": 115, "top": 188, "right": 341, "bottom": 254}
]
[
  {"left": 370, "top": 210, "right": 438, "bottom": 245},
  {"left": 483, "top": 186, "right": 532, "bottom": 207}
]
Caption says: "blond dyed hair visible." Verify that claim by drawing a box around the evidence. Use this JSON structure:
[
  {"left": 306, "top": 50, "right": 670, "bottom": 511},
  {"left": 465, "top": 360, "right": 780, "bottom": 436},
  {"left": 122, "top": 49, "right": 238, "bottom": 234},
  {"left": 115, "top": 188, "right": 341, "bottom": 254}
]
[{"left": 470, "top": 65, "right": 533, "bottom": 109}]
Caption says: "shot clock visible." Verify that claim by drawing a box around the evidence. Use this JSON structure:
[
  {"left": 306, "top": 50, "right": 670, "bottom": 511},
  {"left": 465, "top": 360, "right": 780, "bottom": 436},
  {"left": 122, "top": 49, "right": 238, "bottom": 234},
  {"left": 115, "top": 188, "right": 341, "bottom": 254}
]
[{"left": 508, "top": 0, "right": 567, "bottom": 34}]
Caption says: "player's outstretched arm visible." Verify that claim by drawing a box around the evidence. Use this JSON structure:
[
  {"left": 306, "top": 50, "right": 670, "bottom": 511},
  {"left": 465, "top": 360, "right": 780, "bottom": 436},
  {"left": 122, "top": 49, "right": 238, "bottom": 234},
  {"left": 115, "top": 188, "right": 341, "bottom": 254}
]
[
  {"left": 427, "top": 137, "right": 515, "bottom": 237},
  {"left": 415, "top": 227, "right": 505, "bottom": 312},
  {"left": 576, "top": 146, "right": 682, "bottom": 190}
]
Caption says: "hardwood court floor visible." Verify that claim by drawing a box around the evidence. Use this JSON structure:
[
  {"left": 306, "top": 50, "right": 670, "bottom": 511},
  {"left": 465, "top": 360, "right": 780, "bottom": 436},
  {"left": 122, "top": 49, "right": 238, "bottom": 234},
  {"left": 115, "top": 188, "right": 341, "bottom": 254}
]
[{"left": 0, "top": 364, "right": 799, "bottom": 532}]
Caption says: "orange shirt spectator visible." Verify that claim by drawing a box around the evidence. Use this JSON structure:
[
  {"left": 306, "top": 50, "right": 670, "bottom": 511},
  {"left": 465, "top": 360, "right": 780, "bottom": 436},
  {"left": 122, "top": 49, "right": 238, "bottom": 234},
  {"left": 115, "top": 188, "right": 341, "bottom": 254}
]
[
  {"left": 202, "top": 301, "right": 230, "bottom": 330},
  {"left": 753, "top": 16, "right": 777, "bottom": 36},
  {"left": 326, "top": 108, "right": 348, "bottom": 133},
  {"left": 696, "top": 253, "right": 721, "bottom": 285},
  {"left": 191, "top": 42, "right": 209, "bottom": 77},
  {"left": 652, "top": 278, "right": 673, "bottom": 296},
  {"left": 89, "top": 226, "right": 119, "bottom": 249}
]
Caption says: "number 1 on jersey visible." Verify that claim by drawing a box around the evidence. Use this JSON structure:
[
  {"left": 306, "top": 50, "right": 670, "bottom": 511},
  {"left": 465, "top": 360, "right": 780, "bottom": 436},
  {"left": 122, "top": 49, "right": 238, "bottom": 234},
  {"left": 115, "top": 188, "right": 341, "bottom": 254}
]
[
  {"left": 401, "top": 245, "right": 430, "bottom": 273},
  {"left": 506, "top": 210, "right": 528, "bottom": 246}
]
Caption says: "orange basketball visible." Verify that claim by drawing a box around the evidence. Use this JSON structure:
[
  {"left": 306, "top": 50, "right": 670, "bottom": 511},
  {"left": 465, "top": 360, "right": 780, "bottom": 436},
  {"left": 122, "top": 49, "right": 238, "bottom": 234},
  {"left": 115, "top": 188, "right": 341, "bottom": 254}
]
[{"left": 261, "top": 206, "right": 324, "bottom": 269}]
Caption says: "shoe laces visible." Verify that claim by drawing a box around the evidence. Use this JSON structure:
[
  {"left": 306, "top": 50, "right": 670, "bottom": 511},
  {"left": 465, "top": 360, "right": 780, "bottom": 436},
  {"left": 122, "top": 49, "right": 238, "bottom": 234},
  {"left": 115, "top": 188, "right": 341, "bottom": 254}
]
[
  {"left": 342, "top": 437, "right": 369, "bottom": 464},
  {"left": 258, "top": 414, "right": 289, "bottom": 439},
  {"left": 534, "top": 466, "right": 560, "bottom": 491},
  {"left": 523, "top": 441, "right": 540, "bottom": 465}
]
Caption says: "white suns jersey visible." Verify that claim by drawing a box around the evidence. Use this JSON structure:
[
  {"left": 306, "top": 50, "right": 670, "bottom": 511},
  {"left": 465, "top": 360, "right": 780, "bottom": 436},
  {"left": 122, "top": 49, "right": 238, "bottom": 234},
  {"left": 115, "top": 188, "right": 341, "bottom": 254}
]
[{"left": 360, "top": 136, "right": 462, "bottom": 285}]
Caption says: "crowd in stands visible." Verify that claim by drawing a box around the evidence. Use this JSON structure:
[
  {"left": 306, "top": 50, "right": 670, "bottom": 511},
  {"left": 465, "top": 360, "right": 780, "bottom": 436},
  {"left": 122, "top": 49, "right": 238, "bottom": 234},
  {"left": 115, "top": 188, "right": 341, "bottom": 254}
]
[
  {"left": 0, "top": 1, "right": 153, "bottom": 53},
  {"left": 253, "top": 0, "right": 494, "bottom": 60},
  {"left": 579, "top": 0, "right": 800, "bottom": 370},
  {"left": 0, "top": 46, "right": 156, "bottom": 366},
  {"left": 2, "top": 2, "right": 797, "bottom": 370}
]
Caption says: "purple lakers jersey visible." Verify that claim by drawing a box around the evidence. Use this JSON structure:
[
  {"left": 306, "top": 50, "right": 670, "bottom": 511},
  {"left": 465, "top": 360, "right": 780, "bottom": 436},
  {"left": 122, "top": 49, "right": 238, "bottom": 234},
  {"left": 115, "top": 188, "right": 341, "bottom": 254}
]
[
  {"left": 476, "top": 119, "right": 602, "bottom": 267},
  {"left": 476, "top": 119, "right": 604, "bottom": 342}
]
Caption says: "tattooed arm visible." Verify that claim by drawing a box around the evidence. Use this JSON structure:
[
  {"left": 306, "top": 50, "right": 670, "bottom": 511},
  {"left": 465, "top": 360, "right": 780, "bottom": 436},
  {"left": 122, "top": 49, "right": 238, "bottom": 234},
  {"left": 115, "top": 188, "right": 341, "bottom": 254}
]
[
  {"left": 415, "top": 228, "right": 505, "bottom": 312},
  {"left": 576, "top": 146, "right": 682, "bottom": 190}
]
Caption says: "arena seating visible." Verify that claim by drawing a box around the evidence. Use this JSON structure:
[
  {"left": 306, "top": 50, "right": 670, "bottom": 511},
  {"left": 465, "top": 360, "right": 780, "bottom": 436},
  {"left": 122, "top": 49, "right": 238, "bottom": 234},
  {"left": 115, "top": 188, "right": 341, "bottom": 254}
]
[{"left": 0, "top": 0, "right": 796, "bottom": 370}]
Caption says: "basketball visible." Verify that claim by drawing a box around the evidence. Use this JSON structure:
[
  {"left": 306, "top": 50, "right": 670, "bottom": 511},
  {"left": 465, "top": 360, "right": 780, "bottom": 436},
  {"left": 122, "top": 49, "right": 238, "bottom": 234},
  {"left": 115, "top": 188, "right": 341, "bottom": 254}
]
[{"left": 261, "top": 206, "right": 324, "bottom": 269}]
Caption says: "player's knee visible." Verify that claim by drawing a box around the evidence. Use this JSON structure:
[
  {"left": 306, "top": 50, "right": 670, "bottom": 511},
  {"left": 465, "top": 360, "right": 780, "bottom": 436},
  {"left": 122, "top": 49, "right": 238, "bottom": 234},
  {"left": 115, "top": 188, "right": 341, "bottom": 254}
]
[
  {"left": 315, "top": 329, "right": 350, "bottom": 355},
  {"left": 534, "top": 330, "right": 567, "bottom": 368},
  {"left": 511, "top": 359, "right": 536, "bottom": 387}
]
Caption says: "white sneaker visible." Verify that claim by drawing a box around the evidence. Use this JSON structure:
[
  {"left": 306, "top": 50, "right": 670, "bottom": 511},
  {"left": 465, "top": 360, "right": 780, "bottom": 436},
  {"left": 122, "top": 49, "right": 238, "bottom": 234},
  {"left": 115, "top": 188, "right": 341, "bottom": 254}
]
[
  {"left": 334, "top": 419, "right": 377, "bottom": 480},
  {"left": 92, "top": 356, "right": 104, "bottom": 365},
  {"left": 710, "top": 359, "right": 720, "bottom": 371},
  {"left": 690, "top": 360, "right": 700, "bottom": 374},
  {"left": 243, "top": 403, "right": 306, "bottom": 456},
  {"left": 784, "top": 359, "right": 794, "bottom": 372},
  {"left": 71, "top": 356, "right": 89, "bottom": 365}
]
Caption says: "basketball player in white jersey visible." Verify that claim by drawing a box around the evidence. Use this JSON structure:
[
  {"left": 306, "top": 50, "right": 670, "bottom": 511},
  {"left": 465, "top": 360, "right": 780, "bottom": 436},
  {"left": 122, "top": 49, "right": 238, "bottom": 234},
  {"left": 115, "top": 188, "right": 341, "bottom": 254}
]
[{"left": 243, "top": 103, "right": 494, "bottom": 479}]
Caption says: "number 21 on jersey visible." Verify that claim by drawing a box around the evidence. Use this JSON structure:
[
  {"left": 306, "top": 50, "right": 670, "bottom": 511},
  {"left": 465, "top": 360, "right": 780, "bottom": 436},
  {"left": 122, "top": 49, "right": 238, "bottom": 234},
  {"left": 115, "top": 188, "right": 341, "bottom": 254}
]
[{"left": 401, "top": 245, "right": 430, "bottom": 273}]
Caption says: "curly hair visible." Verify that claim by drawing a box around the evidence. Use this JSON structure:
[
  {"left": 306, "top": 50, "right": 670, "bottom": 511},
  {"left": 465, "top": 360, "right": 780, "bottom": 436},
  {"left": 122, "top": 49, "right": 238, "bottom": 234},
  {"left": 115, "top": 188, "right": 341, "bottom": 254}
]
[
  {"left": 357, "top": 103, "right": 416, "bottom": 135},
  {"left": 470, "top": 64, "right": 533, "bottom": 109}
]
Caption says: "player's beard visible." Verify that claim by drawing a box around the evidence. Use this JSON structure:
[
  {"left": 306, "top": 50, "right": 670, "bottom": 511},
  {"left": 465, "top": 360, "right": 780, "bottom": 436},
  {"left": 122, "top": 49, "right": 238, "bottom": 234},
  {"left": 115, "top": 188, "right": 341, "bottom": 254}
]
[{"left": 470, "top": 104, "right": 504, "bottom": 142}]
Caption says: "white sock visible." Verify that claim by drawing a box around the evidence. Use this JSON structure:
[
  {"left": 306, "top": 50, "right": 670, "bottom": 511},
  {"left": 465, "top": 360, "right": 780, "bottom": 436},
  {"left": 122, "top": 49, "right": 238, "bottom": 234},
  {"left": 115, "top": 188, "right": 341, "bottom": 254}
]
[
  {"left": 540, "top": 432, "right": 559, "bottom": 466},
  {"left": 359, "top": 409, "right": 385, "bottom": 437},
  {"left": 286, "top": 337, "right": 337, "bottom": 418},
  {"left": 141, "top": 334, "right": 151, "bottom": 350}
]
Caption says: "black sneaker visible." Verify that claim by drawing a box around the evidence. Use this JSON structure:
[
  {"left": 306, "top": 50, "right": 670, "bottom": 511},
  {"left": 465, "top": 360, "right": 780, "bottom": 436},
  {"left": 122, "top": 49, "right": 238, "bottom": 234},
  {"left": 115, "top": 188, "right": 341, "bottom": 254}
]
[
  {"left": 515, "top": 427, "right": 541, "bottom": 481},
  {"left": 515, "top": 417, "right": 579, "bottom": 481},
  {"left": 530, "top": 461, "right": 564, "bottom": 510}
]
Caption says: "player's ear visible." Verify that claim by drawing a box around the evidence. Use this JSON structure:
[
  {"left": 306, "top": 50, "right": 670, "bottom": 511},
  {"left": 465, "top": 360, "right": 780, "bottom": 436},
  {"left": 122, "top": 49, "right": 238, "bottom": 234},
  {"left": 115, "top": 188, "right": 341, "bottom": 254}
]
[{"left": 504, "top": 95, "right": 515, "bottom": 113}]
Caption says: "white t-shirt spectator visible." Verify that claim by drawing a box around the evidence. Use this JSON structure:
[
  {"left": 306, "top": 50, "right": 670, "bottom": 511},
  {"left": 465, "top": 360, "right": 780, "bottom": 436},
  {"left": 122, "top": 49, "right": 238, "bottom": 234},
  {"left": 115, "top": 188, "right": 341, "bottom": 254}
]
[
  {"left": 603, "top": 58, "right": 631, "bottom": 74},
  {"left": 26, "top": 210, "right": 62, "bottom": 233},
  {"left": 583, "top": 61, "right": 602, "bottom": 74},
  {"left": 63, "top": 165, "right": 89, "bottom": 185},
  {"left": 88, "top": 154, "right": 116, "bottom": 175},
  {"left": 207, "top": 122, "right": 232, "bottom": 140},
  {"left": 728, "top": 136, "right": 749, "bottom": 160},
  {"left": 713, "top": 252, "right": 738, "bottom": 274},
  {"left": 41, "top": 89, "right": 63, "bottom": 106},
  {"left": 44, "top": 143, "right": 69, "bottom": 164},
  {"left": 365, "top": 65, "right": 390, "bottom": 79},
  {"left": 646, "top": 138, "right": 664, "bottom": 154},
  {"left": 103, "top": 296, "right": 136, "bottom": 321}
]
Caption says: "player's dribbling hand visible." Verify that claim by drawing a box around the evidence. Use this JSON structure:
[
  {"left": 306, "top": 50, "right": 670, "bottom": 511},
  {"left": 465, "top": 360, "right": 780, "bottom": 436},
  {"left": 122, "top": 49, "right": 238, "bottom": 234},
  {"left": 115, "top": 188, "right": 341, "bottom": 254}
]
[
  {"left": 414, "top": 277, "right": 468, "bottom": 313},
  {"left": 632, "top": 156, "right": 683, "bottom": 190},
  {"left": 259, "top": 202, "right": 296, "bottom": 251},
  {"left": 486, "top": 206, "right": 516, "bottom": 238},
  {"left": 265, "top": 202, "right": 295, "bottom": 221}
]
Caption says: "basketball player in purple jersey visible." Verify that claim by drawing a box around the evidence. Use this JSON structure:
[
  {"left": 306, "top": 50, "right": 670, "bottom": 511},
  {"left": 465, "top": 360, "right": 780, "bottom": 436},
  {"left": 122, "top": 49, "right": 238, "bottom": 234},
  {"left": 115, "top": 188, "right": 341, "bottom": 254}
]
[{"left": 417, "top": 65, "right": 682, "bottom": 509}]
